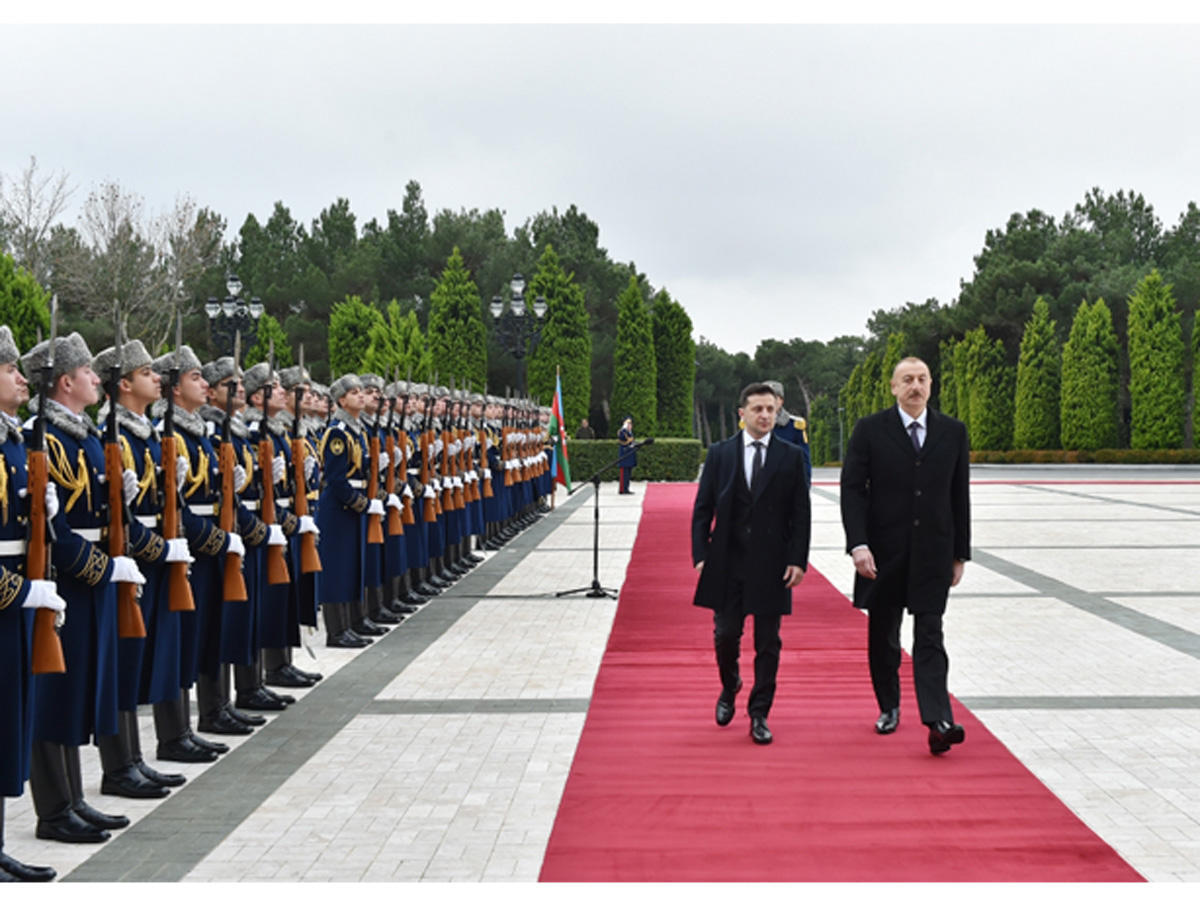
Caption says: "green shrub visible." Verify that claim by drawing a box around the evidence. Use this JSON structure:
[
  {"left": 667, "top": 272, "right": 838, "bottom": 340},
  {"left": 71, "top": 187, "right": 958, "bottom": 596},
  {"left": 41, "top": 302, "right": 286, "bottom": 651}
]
[{"left": 567, "top": 438, "right": 704, "bottom": 483}]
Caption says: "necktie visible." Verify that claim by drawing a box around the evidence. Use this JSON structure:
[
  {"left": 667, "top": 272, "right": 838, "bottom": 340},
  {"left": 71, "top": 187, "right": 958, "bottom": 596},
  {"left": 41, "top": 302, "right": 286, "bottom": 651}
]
[
  {"left": 908, "top": 421, "right": 921, "bottom": 451},
  {"left": 750, "top": 440, "right": 764, "bottom": 490}
]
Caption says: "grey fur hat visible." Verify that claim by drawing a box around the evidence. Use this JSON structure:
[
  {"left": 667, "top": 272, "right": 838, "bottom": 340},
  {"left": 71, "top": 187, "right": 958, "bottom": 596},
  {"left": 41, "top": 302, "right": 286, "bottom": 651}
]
[
  {"left": 384, "top": 380, "right": 406, "bottom": 399},
  {"left": 242, "top": 361, "right": 273, "bottom": 397},
  {"left": 359, "top": 373, "right": 384, "bottom": 391},
  {"left": 21, "top": 332, "right": 93, "bottom": 381},
  {"left": 764, "top": 380, "right": 784, "bottom": 398},
  {"left": 151, "top": 346, "right": 203, "bottom": 377},
  {"left": 310, "top": 382, "right": 329, "bottom": 399},
  {"left": 330, "top": 374, "right": 363, "bottom": 403},
  {"left": 278, "top": 365, "right": 310, "bottom": 391},
  {"left": 432, "top": 384, "right": 450, "bottom": 399},
  {"left": 91, "top": 339, "right": 154, "bottom": 379},
  {"left": 201, "top": 356, "right": 240, "bottom": 387},
  {"left": 0, "top": 326, "right": 19, "bottom": 366}
]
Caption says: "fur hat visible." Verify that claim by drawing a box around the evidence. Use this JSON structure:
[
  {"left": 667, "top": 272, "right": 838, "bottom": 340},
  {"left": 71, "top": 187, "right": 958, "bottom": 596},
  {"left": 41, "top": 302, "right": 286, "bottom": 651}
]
[
  {"left": 242, "top": 361, "right": 273, "bottom": 397},
  {"left": 0, "top": 326, "right": 19, "bottom": 367},
  {"left": 91, "top": 339, "right": 154, "bottom": 379},
  {"left": 21, "top": 332, "right": 93, "bottom": 382},
  {"left": 151, "top": 346, "right": 203, "bottom": 377},
  {"left": 764, "top": 380, "right": 784, "bottom": 398},
  {"left": 330, "top": 374, "right": 363, "bottom": 403},
  {"left": 278, "top": 365, "right": 310, "bottom": 391},
  {"left": 359, "top": 373, "right": 384, "bottom": 391},
  {"left": 201, "top": 356, "right": 240, "bottom": 387}
]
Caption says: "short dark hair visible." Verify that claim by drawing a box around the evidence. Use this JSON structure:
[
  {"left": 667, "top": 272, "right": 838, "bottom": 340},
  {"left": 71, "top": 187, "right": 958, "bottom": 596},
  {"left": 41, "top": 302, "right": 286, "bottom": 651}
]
[{"left": 739, "top": 382, "right": 778, "bottom": 407}]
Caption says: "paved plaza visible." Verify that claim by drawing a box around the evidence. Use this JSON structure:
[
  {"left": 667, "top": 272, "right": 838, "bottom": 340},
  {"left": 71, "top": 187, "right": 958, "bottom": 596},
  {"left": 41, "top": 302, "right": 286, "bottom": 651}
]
[{"left": 6, "top": 466, "right": 1200, "bottom": 882}]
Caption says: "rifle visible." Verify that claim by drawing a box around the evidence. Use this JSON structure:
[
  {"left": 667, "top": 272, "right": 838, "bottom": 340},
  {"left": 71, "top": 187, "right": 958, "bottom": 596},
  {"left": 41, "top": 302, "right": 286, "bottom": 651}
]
[
  {"left": 29, "top": 297, "right": 66, "bottom": 674},
  {"left": 421, "top": 378, "right": 438, "bottom": 523},
  {"left": 383, "top": 373, "right": 403, "bottom": 537},
  {"left": 502, "top": 388, "right": 514, "bottom": 487},
  {"left": 291, "top": 345, "right": 322, "bottom": 573},
  {"left": 162, "top": 313, "right": 194, "bottom": 612},
  {"left": 105, "top": 302, "right": 146, "bottom": 638},
  {"left": 365, "top": 389, "right": 384, "bottom": 545},
  {"left": 460, "top": 383, "right": 477, "bottom": 504},
  {"left": 446, "top": 376, "right": 462, "bottom": 511},
  {"left": 479, "top": 385, "right": 493, "bottom": 500},
  {"left": 259, "top": 340, "right": 291, "bottom": 584},
  {"left": 397, "top": 366, "right": 415, "bottom": 526},
  {"left": 219, "top": 333, "right": 248, "bottom": 602}
]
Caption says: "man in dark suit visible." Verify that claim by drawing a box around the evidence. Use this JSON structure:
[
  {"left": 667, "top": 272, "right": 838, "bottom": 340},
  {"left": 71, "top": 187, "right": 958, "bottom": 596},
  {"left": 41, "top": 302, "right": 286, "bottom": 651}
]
[
  {"left": 692, "top": 383, "right": 810, "bottom": 745},
  {"left": 840, "top": 357, "right": 970, "bottom": 755}
]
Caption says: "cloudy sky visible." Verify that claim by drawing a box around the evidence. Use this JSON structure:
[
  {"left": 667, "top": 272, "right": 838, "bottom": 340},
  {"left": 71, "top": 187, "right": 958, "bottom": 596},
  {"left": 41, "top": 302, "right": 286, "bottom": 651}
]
[{"left": 4, "top": 18, "right": 1200, "bottom": 354}]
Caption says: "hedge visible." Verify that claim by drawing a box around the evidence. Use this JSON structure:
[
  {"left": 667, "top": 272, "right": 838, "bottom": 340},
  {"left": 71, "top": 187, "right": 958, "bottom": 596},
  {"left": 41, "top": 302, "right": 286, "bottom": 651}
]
[
  {"left": 969, "top": 449, "right": 1200, "bottom": 464},
  {"left": 566, "top": 438, "right": 704, "bottom": 483}
]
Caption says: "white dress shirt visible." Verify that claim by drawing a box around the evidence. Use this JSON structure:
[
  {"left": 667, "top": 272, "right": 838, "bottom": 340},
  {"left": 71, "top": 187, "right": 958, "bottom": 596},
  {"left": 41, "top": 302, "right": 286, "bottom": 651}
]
[{"left": 742, "top": 429, "right": 771, "bottom": 489}]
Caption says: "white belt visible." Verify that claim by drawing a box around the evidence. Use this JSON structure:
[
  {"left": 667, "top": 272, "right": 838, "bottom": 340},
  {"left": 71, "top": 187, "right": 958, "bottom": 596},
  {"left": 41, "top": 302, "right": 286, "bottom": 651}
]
[
  {"left": 276, "top": 497, "right": 292, "bottom": 508},
  {"left": 76, "top": 527, "right": 103, "bottom": 542},
  {"left": 135, "top": 515, "right": 157, "bottom": 528},
  {"left": 0, "top": 539, "right": 28, "bottom": 555},
  {"left": 241, "top": 499, "right": 261, "bottom": 511},
  {"left": 189, "top": 503, "right": 219, "bottom": 517},
  {"left": 347, "top": 479, "right": 366, "bottom": 488}
]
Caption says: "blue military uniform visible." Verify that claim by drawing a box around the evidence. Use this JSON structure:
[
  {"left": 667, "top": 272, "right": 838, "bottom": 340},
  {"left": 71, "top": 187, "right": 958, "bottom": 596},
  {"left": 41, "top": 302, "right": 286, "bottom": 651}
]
[
  {"left": 772, "top": 413, "right": 812, "bottom": 488},
  {"left": 617, "top": 419, "right": 636, "bottom": 494}
]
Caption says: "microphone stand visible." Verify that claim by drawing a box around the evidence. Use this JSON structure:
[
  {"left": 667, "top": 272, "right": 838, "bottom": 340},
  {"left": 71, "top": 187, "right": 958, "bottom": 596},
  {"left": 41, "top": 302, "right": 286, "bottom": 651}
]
[{"left": 556, "top": 438, "right": 653, "bottom": 600}]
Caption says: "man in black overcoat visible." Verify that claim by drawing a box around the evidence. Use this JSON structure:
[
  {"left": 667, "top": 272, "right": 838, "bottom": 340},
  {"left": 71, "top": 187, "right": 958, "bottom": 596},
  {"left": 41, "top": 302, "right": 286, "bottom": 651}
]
[
  {"left": 692, "top": 383, "right": 810, "bottom": 745},
  {"left": 840, "top": 357, "right": 971, "bottom": 754}
]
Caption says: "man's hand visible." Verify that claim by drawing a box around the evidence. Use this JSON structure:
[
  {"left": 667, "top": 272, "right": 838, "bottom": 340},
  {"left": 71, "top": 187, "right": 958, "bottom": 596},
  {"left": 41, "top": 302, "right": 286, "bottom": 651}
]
[
  {"left": 951, "top": 559, "right": 965, "bottom": 587},
  {"left": 783, "top": 565, "right": 805, "bottom": 589},
  {"left": 852, "top": 546, "right": 877, "bottom": 580}
]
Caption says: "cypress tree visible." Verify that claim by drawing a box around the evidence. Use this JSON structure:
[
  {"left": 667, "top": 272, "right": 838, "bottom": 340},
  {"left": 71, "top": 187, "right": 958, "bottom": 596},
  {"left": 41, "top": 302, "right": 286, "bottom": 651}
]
[
  {"left": 328, "top": 295, "right": 384, "bottom": 378},
  {"left": 877, "top": 332, "right": 908, "bottom": 411},
  {"left": 244, "top": 312, "right": 294, "bottom": 368},
  {"left": 939, "top": 338, "right": 957, "bottom": 418},
  {"left": 526, "top": 244, "right": 592, "bottom": 424},
  {"left": 395, "top": 309, "right": 431, "bottom": 382},
  {"left": 1128, "top": 270, "right": 1185, "bottom": 449},
  {"left": 427, "top": 247, "right": 487, "bottom": 389},
  {"left": 965, "top": 326, "right": 1013, "bottom": 450},
  {"left": 0, "top": 253, "right": 51, "bottom": 352},
  {"left": 611, "top": 274, "right": 657, "bottom": 435},
  {"left": 1013, "top": 297, "right": 1061, "bottom": 449},
  {"left": 953, "top": 338, "right": 972, "bottom": 429},
  {"left": 652, "top": 288, "right": 696, "bottom": 437},
  {"left": 1061, "top": 299, "right": 1120, "bottom": 449},
  {"left": 857, "top": 349, "right": 882, "bottom": 420},
  {"left": 363, "top": 299, "right": 405, "bottom": 377}
]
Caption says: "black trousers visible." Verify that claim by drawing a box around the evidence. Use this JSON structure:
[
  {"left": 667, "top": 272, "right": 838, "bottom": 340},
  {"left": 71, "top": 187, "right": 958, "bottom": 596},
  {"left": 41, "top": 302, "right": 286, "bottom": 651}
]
[
  {"left": 712, "top": 572, "right": 782, "bottom": 719},
  {"left": 867, "top": 601, "right": 952, "bottom": 725}
]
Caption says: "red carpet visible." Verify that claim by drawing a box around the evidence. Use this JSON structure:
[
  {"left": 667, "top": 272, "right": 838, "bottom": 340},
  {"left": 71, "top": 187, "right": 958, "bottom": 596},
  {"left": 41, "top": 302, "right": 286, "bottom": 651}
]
[{"left": 539, "top": 483, "right": 1141, "bottom": 882}]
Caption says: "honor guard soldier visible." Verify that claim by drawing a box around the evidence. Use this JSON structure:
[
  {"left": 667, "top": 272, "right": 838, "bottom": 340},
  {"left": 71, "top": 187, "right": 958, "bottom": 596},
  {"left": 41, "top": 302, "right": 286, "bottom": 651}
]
[
  {"left": 318, "top": 375, "right": 381, "bottom": 647},
  {"left": 90, "top": 340, "right": 193, "bottom": 800},
  {"left": 150, "top": 348, "right": 251, "bottom": 748},
  {"left": 763, "top": 380, "right": 812, "bottom": 488},
  {"left": 380, "top": 379, "right": 418, "bottom": 619},
  {"left": 357, "top": 373, "right": 398, "bottom": 633},
  {"left": 403, "top": 385, "right": 437, "bottom": 600},
  {"left": 0, "top": 326, "right": 62, "bottom": 878},
  {"left": 22, "top": 333, "right": 147, "bottom": 843},
  {"left": 480, "top": 395, "right": 505, "bottom": 549}
]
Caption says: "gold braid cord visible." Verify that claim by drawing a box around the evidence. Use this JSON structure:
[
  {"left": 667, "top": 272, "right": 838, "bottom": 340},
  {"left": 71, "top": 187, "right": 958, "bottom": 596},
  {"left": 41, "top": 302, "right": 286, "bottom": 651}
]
[
  {"left": 46, "top": 434, "right": 90, "bottom": 514},
  {"left": 0, "top": 458, "right": 8, "bottom": 526},
  {"left": 0, "top": 567, "right": 23, "bottom": 611}
]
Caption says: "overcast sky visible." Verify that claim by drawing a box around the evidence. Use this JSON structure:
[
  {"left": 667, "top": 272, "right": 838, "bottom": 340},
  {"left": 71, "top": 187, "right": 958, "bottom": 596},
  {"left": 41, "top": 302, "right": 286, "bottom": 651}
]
[{"left": 4, "top": 22, "right": 1200, "bottom": 354}]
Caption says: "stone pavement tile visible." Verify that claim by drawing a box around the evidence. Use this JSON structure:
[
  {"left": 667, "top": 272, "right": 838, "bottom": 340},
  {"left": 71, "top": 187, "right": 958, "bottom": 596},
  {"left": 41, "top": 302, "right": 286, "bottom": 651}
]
[
  {"left": 994, "top": 547, "right": 1200, "bottom": 593},
  {"left": 1115, "top": 596, "right": 1200, "bottom": 637}
]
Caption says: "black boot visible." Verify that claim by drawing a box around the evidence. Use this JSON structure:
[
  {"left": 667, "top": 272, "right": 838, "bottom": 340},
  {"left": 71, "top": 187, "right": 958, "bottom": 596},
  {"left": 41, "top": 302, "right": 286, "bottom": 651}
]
[
  {"left": 232, "top": 662, "right": 272, "bottom": 720},
  {"left": 30, "top": 742, "right": 108, "bottom": 844},
  {"left": 125, "top": 710, "right": 185, "bottom": 787},
  {"left": 65, "top": 744, "right": 129, "bottom": 831},
  {"left": 99, "top": 714, "right": 169, "bottom": 799},
  {"left": 0, "top": 799, "right": 57, "bottom": 880},
  {"left": 155, "top": 691, "right": 219, "bottom": 762},
  {"left": 197, "top": 671, "right": 252, "bottom": 735}
]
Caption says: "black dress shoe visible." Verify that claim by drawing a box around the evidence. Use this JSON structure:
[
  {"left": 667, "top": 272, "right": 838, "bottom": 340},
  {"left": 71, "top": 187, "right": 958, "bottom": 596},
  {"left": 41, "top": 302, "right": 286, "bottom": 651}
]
[
  {"left": 198, "top": 708, "right": 254, "bottom": 736},
  {"left": 0, "top": 851, "right": 57, "bottom": 882},
  {"left": 36, "top": 810, "right": 109, "bottom": 844},
  {"left": 427, "top": 575, "right": 451, "bottom": 589},
  {"left": 326, "top": 630, "right": 369, "bottom": 648},
  {"left": 715, "top": 676, "right": 742, "bottom": 727},
  {"left": 390, "top": 601, "right": 419, "bottom": 615},
  {"left": 286, "top": 664, "right": 322, "bottom": 682},
  {"left": 236, "top": 689, "right": 287, "bottom": 712},
  {"left": 157, "top": 736, "right": 218, "bottom": 763},
  {"left": 100, "top": 764, "right": 170, "bottom": 799},
  {"left": 265, "top": 666, "right": 317, "bottom": 688},
  {"left": 188, "top": 732, "right": 230, "bottom": 754},
  {"left": 136, "top": 758, "right": 186, "bottom": 787},
  {"left": 226, "top": 704, "right": 267, "bottom": 726},
  {"left": 750, "top": 716, "right": 773, "bottom": 745},
  {"left": 415, "top": 584, "right": 440, "bottom": 597},
  {"left": 373, "top": 607, "right": 405, "bottom": 624},
  {"left": 262, "top": 686, "right": 295, "bottom": 706},
  {"left": 74, "top": 800, "right": 130, "bottom": 830},
  {"left": 928, "top": 721, "right": 965, "bottom": 755},
  {"left": 355, "top": 619, "right": 388, "bottom": 636},
  {"left": 467, "top": 553, "right": 485, "bottom": 564},
  {"left": 875, "top": 708, "right": 900, "bottom": 735}
]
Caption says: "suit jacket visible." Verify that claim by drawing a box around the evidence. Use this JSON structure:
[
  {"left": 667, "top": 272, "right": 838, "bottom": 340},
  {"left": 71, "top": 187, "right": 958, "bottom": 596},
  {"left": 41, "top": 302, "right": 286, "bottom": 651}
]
[
  {"left": 692, "top": 433, "right": 810, "bottom": 616},
  {"left": 840, "top": 405, "right": 970, "bottom": 614}
]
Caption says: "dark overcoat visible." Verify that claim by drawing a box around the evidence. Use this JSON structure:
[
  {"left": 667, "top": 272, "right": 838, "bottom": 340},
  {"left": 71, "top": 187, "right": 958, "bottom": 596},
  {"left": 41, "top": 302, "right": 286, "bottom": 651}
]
[
  {"left": 1, "top": 422, "right": 35, "bottom": 795},
  {"left": 316, "top": 415, "right": 369, "bottom": 607},
  {"left": 691, "top": 433, "right": 811, "bottom": 616},
  {"left": 840, "top": 406, "right": 971, "bottom": 615}
]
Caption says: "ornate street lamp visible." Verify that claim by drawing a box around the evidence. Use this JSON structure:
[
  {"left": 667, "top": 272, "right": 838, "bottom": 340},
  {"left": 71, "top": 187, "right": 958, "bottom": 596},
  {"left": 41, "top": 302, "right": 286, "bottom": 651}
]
[
  {"left": 206, "top": 272, "right": 264, "bottom": 360},
  {"left": 489, "top": 272, "right": 547, "bottom": 394}
]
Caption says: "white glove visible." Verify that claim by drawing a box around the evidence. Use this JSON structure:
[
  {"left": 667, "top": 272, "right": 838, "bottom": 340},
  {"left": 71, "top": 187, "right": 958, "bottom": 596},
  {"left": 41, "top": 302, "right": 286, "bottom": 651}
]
[
  {"left": 423, "top": 484, "right": 435, "bottom": 499},
  {"left": 23, "top": 579, "right": 67, "bottom": 612},
  {"left": 433, "top": 439, "right": 443, "bottom": 456},
  {"left": 402, "top": 483, "right": 414, "bottom": 499},
  {"left": 431, "top": 477, "right": 441, "bottom": 491},
  {"left": 272, "top": 455, "right": 286, "bottom": 484},
  {"left": 304, "top": 455, "right": 317, "bottom": 481},
  {"left": 392, "top": 448, "right": 404, "bottom": 469},
  {"left": 452, "top": 476, "right": 463, "bottom": 489},
  {"left": 482, "top": 467, "right": 492, "bottom": 480},
  {"left": 165, "top": 537, "right": 194, "bottom": 563},
  {"left": 386, "top": 493, "right": 402, "bottom": 510},
  {"left": 367, "top": 498, "right": 385, "bottom": 517},
  {"left": 233, "top": 464, "right": 248, "bottom": 492},
  {"left": 226, "top": 531, "right": 245, "bottom": 558},
  {"left": 44, "top": 482, "right": 60, "bottom": 520},
  {"left": 110, "top": 555, "right": 147, "bottom": 585},
  {"left": 175, "top": 456, "right": 188, "bottom": 491},
  {"left": 298, "top": 515, "right": 319, "bottom": 535},
  {"left": 122, "top": 468, "right": 138, "bottom": 506},
  {"left": 267, "top": 524, "right": 287, "bottom": 546}
]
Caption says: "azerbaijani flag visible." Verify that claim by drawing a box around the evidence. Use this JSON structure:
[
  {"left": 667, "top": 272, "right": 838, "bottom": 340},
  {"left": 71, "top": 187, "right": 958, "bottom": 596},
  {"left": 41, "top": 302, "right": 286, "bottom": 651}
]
[{"left": 551, "top": 368, "right": 572, "bottom": 491}]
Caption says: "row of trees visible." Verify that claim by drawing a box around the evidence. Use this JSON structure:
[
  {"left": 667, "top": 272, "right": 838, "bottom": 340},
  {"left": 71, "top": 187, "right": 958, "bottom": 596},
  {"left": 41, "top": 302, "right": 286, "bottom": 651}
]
[{"left": 0, "top": 158, "right": 694, "bottom": 438}]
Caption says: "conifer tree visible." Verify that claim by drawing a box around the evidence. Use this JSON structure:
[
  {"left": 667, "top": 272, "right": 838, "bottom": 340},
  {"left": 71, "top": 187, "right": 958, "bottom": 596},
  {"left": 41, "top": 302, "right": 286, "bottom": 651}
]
[
  {"left": 1061, "top": 299, "right": 1120, "bottom": 449},
  {"left": 1128, "top": 270, "right": 1185, "bottom": 449},
  {"left": 396, "top": 309, "right": 431, "bottom": 381},
  {"left": 244, "top": 312, "right": 294, "bottom": 368},
  {"left": 953, "top": 338, "right": 972, "bottom": 428},
  {"left": 876, "top": 332, "right": 908, "bottom": 410},
  {"left": 427, "top": 247, "right": 487, "bottom": 389},
  {"left": 652, "top": 288, "right": 695, "bottom": 437},
  {"left": 526, "top": 244, "right": 592, "bottom": 423},
  {"left": 965, "top": 326, "right": 1013, "bottom": 450},
  {"left": 0, "top": 253, "right": 50, "bottom": 351},
  {"left": 328, "top": 294, "right": 384, "bottom": 378},
  {"left": 610, "top": 274, "right": 657, "bottom": 434},
  {"left": 1013, "top": 297, "right": 1061, "bottom": 449}
]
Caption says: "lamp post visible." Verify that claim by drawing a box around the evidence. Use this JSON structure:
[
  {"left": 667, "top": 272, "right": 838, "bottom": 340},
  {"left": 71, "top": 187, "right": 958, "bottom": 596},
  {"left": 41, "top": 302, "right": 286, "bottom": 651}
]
[
  {"left": 489, "top": 272, "right": 547, "bottom": 395},
  {"left": 204, "top": 274, "right": 263, "bottom": 360}
]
